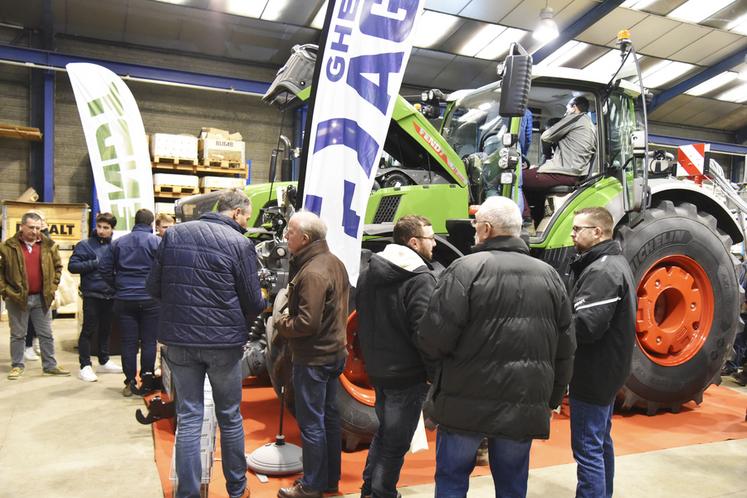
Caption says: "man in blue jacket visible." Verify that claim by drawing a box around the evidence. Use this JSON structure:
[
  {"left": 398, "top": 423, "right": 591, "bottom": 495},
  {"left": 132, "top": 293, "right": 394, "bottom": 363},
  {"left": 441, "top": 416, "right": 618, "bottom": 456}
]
[
  {"left": 68, "top": 212, "right": 122, "bottom": 382},
  {"left": 568, "top": 207, "right": 636, "bottom": 498},
  {"left": 147, "top": 188, "right": 265, "bottom": 498},
  {"left": 107, "top": 208, "right": 160, "bottom": 396}
]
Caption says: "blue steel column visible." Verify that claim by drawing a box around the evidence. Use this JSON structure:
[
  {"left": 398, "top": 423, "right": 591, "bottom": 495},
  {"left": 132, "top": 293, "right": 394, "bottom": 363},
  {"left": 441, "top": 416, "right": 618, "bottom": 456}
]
[{"left": 42, "top": 70, "right": 54, "bottom": 201}]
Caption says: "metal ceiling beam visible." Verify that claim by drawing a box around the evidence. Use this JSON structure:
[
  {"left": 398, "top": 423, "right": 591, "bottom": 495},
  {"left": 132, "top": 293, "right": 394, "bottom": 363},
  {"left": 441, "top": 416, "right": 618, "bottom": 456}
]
[
  {"left": 532, "top": 0, "right": 625, "bottom": 64},
  {"left": 0, "top": 44, "right": 270, "bottom": 95},
  {"left": 736, "top": 126, "right": 747, "bottom": 145},
  {"left": 650, "top": 46, "right": 747, "bottom": 111}
]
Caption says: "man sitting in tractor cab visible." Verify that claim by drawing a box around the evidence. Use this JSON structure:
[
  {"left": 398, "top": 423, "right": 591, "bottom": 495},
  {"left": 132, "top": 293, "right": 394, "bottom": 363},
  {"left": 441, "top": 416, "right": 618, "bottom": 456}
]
[{"left": 523, "top": 96, "right": 597, "bottom": 227}]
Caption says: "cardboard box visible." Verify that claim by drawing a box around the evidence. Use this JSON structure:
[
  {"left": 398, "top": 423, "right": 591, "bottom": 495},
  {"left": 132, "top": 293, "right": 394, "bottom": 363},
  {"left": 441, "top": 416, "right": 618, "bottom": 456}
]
[
  {"left": 150, "top": 133, "right": 198, "bottom": 162},
  {"left": 199, "top": 176, "right": 245, "bottom": 189},
  {"left": 154, "top": 202, "right": 176, "bottom": 215},
  {"left": 152, "top": 173, "right": 199, "bottom": 188},
  {"left": 199, "top": 138, "right": 245, "bottom": 167}
]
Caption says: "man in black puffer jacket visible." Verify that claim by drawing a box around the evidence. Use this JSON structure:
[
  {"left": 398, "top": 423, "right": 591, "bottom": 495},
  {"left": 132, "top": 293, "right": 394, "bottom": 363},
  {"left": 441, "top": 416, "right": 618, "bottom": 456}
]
[
  {"left": 146, "top": 189, "right": 265, "bottom": 498},
  {"left": 567, "top": 207, "right": 636, "bottom": 498},
  {"left": 357, "top": 215, "right": 438, "bottom": 498},
  {"left": 417, "top": 196, "right": 575, "bottom": 498}
]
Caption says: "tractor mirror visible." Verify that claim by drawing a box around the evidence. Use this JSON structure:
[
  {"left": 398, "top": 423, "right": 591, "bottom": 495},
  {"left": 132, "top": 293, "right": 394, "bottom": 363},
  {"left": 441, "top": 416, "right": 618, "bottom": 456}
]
[{"left": 499, "top": 43, "right": 532, "bottom": 118}]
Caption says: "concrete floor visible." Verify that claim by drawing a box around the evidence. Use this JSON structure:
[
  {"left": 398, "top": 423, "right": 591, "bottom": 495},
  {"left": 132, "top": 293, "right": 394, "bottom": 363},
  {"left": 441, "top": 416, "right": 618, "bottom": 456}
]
[{"left": 1, "top": 317, "right": 746, "bottom": 498}]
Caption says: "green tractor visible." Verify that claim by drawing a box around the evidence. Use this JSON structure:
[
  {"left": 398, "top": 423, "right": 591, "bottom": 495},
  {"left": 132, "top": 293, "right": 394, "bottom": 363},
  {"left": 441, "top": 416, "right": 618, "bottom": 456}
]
[{"left": 177, "top": 40, "right": 742, "bottom": 450}]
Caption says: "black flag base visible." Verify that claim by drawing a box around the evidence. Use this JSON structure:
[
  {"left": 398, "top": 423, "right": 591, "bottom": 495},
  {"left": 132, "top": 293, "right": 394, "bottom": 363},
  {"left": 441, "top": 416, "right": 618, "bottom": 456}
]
[{"left": 135, "top": 395, "right": 175, "bottom": 425}]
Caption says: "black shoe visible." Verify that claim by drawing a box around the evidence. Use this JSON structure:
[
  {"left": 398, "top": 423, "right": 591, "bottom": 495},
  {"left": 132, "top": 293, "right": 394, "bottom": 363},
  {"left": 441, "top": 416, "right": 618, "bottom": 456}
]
[
  {"left": 140, "top": 371, "right": 157, "bottom": 395},
  {"left": 722, "top": 364, "right": 738, "bottom": 376},
  {"left": 733, "top": 370, "right": 747, "bottom": 386}
]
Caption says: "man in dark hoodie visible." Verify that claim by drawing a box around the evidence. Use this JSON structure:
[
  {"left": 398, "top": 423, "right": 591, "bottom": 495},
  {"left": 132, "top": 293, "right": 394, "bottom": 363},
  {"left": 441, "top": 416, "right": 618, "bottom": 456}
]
[
  {"left": 147, "top": 188, "right": 265, "bottom": 498},
  {"left": 356, "top": 215, "right": 438, "bottom": 498},
  {"left": 107, "top": 208, "right": 160, "bottom": 396},
  {"left": 568, "top": 207, "right": 636, "bottom": 498},
  {"left": 68, "top": 211, "right": 122, "bottom": 382},
  {"left": 417, "top": 196, "right": 575, "bottom": 497}
]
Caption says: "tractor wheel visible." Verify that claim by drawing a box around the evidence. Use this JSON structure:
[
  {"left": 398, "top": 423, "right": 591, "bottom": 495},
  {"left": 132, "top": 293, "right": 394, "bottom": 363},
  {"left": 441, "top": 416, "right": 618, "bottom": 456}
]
[{"left": 616, "top": 200, "right": 740, "bottom": 414}]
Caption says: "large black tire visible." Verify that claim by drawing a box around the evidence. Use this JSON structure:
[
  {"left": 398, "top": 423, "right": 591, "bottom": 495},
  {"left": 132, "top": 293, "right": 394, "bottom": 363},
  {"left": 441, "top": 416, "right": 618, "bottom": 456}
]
[{"left": 616, "top": 200, "right": 740, "bottom": 414}]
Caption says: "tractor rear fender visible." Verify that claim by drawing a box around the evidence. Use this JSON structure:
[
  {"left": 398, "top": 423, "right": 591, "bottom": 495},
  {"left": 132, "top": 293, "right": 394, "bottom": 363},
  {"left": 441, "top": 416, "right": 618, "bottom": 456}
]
[{"left": 648, "top": 180, "right": 743, "bottom": 244}]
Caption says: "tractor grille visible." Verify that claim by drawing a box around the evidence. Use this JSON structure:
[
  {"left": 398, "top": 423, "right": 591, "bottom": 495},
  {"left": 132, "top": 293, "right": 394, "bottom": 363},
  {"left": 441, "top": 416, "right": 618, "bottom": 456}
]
[{"left": 373, "top": 195, "right": 402, "bottom": 223}]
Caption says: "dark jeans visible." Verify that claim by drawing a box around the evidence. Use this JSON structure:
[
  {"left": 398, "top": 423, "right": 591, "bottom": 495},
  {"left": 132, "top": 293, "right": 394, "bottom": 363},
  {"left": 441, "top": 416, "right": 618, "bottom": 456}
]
[
  {"left": 114, "top": 299, "right": 159, "bottom": 384},
  {"left": 25, "top": 321, "right": 36, "bottom": 347},
  {"left": 164, "top": 345, "right": 246, "bottom": 498},
  {"left": 435, "top": 429, "right": 532, "bottom": 498},
  {"left": 570, "top": 397, "right": 615, "bottom": 498},
  {"left": 292, "top": 356, "right": 345, "bottom": 492},
  {"left": 725, "top": 318, "right": 747, "bottom": 370},
  {"left": 362, "top": 383, "right": 428, "bottom": 498},
  {"left": 522, "top": 168, "right": 580, "bottom": 224},
  {"left": 78, "top": 297, "right": 114, "bottom": 368}
]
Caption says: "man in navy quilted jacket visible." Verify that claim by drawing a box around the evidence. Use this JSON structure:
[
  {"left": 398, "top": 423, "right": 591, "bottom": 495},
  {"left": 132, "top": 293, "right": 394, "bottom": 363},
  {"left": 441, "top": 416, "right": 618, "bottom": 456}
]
[{"left": 147, "top": 188, "right": 265, "bottom": 498}]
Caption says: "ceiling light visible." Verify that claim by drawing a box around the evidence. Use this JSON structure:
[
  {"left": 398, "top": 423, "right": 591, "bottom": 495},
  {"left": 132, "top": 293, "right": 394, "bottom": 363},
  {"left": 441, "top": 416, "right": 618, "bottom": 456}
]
[
  {"left": 685, "top": 72, "right": 738, "bottom": 96},
  {"left": 411, "top": 11, "right": 460, "bottom": 48},
  {"left": 638, "top": 60, "right": 695, "bottom": 88},
  {"left": 224, "top": 0, "right": 266, "bottom": 18},
  {"left": 667, "top": 0, "right": 736, "bottom": 24},
  {"left": 620, "top": 0, "right": 658, "bottom": 10},
  {"left": 261, "top": 0, "right": 291, "bottom": 21},
  {"left": 726, "top": 13, "right": 747, "bottom": 35},
  {"left": 311, "top": 1, "right": 328, "bottom": 29},
  {"left": 154, "top": 0, "right": 189, "bottom": 5},
  {"left": 717, "top": 82, "right": 747, "bottom": 103},
  {"left": 533, "top": 6, "right": 559, "bottom": 43},
  {"left": 475, "top": 27, "right": 526, "bottom": 60},
  {"left": 537, "top": 40, "right": 589, "bottom": 68},
  {"left": 459, "top": 24, "right": 506, "bottom": 58}
]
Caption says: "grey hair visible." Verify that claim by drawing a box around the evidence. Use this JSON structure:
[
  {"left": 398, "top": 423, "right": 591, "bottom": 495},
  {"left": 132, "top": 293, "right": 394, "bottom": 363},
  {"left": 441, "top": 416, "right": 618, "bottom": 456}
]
[
  {"left": 21, "top": 211, "right": 42, "bottom": 225},
  {"left": 216, "top": 188, "right": 251, "bottom": 214},
  {"left": 477, "top": 196, "right": 522, "bottom": 237},
  {"left": 292, "top": 210, "right": 327, "bottom": 242}
]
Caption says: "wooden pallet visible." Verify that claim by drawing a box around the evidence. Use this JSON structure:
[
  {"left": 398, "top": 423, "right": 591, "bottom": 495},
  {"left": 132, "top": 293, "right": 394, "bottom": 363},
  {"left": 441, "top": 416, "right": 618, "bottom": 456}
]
[
  {"left": 153, "top": 184, "right": 198, "bottom": 199},
  {"left": 201, "top": 159, "right": 243, "bottom": 169},
  {"left": 152, "top": 156, "right": 198, "bottom": 166},
  {"left": 201, "top": 186, "right": 229, "bottom": 194},
  {"left": 195, "top": 164, "right": 248, "bottom": 177},
  {"left": 152, "top": 162, "right": 196, "bottom": 173}
]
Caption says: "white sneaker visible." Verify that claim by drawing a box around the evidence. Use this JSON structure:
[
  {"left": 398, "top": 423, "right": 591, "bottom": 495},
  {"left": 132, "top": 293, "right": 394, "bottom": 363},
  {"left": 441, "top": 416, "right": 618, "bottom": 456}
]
[
  {"left": 78, "top": 365, "right": 98, "bottom": 382},
  {"left": 24, "top": 347, "right": 39, "bottom": 361},
  {"left": 32, "top": 337, "right": 41, "bottom": 355},
  {"left": 98, "top": 360, "right": 123, "bottom": 373}
]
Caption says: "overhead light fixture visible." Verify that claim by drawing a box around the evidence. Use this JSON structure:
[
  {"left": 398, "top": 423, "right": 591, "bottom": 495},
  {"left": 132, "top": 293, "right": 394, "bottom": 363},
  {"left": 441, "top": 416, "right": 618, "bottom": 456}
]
[
  {"left": 475, "top": 27, "right": 526, "bottom": 60},
  {"left": 685, "top": 71, "right": 738, "bottom": 96},
  {"left": 533, "top": 2, "right": 559, "bottom": 43},
  {"left": 458, "top": 24, "right": 505, "bottom": 58},
  {"left": 638, "top": 60, "right": 695, "bottom": 88},
  {"left": 620, "top": 0, "right": 658, "bottom": 10},
  {"left": 311, "top": 1, "right": 328, "bottom": 29},
  {"left": 584, "top": 50, "right": 644, "bottom": 78},
  {"left": 726, "top": 13, "right": 747, "bottom": 35},
  {"left": 537, "top": 40, "right": 589, "bottom": 68},
  {"left": 717, "top": 82, "right": 747, "bottom": 103},
  {"left": 667, "top": 0, "right": 736, "bottom": 24},
  {"left": 412, "top": 11, "right": 460, "bottom": 48},
  {"left": 224, "top": 0, "right": 266, "bottom": 18}
]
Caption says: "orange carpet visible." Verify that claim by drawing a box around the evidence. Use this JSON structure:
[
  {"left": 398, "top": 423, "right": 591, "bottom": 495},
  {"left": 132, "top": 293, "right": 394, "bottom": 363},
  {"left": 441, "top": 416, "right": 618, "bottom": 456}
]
[{"left": 151, "top": 385, "right": 747, "bottom": 498}]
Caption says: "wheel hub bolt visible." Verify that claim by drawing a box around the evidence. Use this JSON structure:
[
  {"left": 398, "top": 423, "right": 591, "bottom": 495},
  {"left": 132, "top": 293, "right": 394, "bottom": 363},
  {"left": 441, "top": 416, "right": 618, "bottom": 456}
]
[{"left": 656, "top": 336, "right": 662, "bottom": 344}]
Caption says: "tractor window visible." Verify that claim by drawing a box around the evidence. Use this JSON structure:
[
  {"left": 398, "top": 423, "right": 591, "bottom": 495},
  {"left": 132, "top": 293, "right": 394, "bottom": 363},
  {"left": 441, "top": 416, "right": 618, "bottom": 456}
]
[{"left": 606, "top": 92, "right": 636, "bottom": 171}]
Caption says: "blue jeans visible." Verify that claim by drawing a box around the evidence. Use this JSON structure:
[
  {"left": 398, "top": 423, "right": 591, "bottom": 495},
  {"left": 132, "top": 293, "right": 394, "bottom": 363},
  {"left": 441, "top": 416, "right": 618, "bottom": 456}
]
[
  {"left": 7, "top": 295, "right": 57, "bottom": 370},
  {"left": 292, "top": 356, "right": 345, "bottom": 492},
  {"left": 435, "top": 429, "right": 532, "bottom": 498},
  {"left": 164, "top": 345, "right": 246, "bottom": 498},
  {"left": 570, "top": 398, "right": 615, "bottom": 498},
  {"left": 362, "top": 383, "right": 428, "bottom": 498},
  {"left": 114, "top": 299, "right": 159, "bottom": 384}
]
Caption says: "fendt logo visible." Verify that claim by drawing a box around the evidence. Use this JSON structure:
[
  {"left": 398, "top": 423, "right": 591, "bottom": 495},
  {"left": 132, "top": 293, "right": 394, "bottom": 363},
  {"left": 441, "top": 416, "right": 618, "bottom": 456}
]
[{"left": 413, "top": 122, "right": 466, "bottom": 184}]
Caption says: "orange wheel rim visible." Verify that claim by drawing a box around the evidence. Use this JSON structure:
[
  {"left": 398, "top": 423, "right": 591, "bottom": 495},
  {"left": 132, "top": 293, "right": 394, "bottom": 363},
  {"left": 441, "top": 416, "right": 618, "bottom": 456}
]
[
  {"left": 636, "top": 255, "right": 714, "bottom": 366},
  {"left": 340, "top": 311, "right": 376, "bottom": 407}
]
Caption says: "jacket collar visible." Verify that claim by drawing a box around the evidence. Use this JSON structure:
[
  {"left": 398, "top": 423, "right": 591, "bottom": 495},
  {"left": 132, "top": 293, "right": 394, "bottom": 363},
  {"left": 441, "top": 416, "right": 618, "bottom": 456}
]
[
  {"left": 290, "top": 239, "right": 330, "bottom": 274},
  {"left": 571, "top": 239, "right": 621, "bottom": 275},
  {"left": 199, "top": 212, "right": 247, "bottom": 235},
  {"left": 132, "top": 223, "right": 153, "bottom": 233},
  {"left": 471, "top": 235, "right": 529, "bottom": 255},
  {"left": 10, "top": 232, "right": 52, "bottom": 249}
]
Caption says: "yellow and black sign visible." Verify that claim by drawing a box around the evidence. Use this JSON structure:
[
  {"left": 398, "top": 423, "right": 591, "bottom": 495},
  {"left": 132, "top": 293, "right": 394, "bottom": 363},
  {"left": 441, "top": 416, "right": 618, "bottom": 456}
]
[{"left": 2, "top": 201, "right": 89, "bottom": 242}]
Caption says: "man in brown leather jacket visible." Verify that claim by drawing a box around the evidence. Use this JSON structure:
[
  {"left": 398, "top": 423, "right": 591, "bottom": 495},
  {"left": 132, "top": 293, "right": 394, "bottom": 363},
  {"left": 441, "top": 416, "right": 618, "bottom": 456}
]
[
  {"left": 275, "top": 211, "right": 349, "bottom": 498},
  {"left": 0, "top": 211, "right": 69, "bottom": 379}
]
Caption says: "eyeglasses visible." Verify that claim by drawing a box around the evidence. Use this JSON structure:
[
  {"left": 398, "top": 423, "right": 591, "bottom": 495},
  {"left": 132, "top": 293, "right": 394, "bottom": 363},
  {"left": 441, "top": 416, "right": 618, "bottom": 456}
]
[
  {"left": 415, "top": 236, "right": 435, "bottom": 240},
  {"left": 571, "top": 225, "right": 597, "bottom": 233},
  {"left": 470, "top": 219, "right": 492, "bottom": 228}
]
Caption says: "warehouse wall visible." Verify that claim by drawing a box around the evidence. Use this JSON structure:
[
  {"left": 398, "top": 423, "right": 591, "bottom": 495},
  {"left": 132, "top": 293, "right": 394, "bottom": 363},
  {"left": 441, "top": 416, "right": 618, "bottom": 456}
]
[{"left": 0, "top": 33, "right": 292, "bottom": 205}]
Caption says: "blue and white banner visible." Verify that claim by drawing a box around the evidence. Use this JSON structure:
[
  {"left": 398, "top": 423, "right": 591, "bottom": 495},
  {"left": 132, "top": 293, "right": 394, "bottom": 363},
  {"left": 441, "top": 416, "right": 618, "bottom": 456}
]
[
  {"left": 302, "top": 0, "right": 425, "bottom": 284},
  {"left": 67, "top": 63, "right": 154, "bottom": 238}
]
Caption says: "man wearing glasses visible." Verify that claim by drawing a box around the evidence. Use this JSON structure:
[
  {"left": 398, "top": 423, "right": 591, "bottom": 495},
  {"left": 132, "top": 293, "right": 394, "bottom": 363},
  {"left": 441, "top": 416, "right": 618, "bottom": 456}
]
[
  {"left": 417, "top": 196, "right": 575, "bottom": 497},
  {"left": 568, "top": 207, "right": 636, "bottom": 498},
  {"left": 1, "top": 211, "right": 69, "bottom": 379},
  {"left": 357, "top": 215, "right": 438, "bottom": 498}
]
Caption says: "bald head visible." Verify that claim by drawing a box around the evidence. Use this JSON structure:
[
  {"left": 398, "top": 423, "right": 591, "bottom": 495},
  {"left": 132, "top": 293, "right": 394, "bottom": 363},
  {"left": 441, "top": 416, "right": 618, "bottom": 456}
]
[{"left": 286, "top": 211, "right": 327, "bottom": 254}]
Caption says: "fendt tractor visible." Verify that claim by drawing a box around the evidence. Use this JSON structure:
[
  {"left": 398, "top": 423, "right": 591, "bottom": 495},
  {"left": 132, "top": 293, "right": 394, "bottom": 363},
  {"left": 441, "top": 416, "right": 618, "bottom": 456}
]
[{"left": 177, "top": 34, "right": 745, "bottom": 450}]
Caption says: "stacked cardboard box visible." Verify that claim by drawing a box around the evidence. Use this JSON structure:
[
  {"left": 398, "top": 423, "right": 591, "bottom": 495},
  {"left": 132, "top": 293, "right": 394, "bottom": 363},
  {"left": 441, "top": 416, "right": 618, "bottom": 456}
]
[
  {"left": 198, "top": 127, "right": 245, "bottom": 168},
  {"left": 150, "top": 133, "right": 198, "bottom": 164}
]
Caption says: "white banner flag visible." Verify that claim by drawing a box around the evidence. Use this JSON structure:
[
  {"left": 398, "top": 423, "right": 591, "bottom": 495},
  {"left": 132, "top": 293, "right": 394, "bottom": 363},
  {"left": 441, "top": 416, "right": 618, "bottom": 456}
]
[
  {"left": 303, "top": 0, "right": 425, "bottom": 284},
  {"left": 67, "top": 63, "right": 154, "bottom": 238}
]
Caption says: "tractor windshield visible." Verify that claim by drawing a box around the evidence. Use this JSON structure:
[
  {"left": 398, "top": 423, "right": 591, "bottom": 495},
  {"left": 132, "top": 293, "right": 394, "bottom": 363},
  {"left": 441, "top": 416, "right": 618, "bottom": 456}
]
[{"left": 442, "top": 84, "right": 507, "bottom": 159}]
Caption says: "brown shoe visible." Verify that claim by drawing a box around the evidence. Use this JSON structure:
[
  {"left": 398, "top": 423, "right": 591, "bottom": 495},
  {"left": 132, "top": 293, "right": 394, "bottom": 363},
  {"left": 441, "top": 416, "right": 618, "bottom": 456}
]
[{"left": 278, "top": 481, "right": 322, "bottom": 498}]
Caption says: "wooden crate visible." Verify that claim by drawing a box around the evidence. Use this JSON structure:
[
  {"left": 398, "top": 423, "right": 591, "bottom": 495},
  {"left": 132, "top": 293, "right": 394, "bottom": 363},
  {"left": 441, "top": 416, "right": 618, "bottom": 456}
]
[
  {"left": 1, "top": 201, "right": 88, "bottom": 244},
  {"left": 199, "top": 138, "right": 245, "bottom": 168},
  {"left": 153, "top": 185, "right": 199, "bottom": 198}
]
